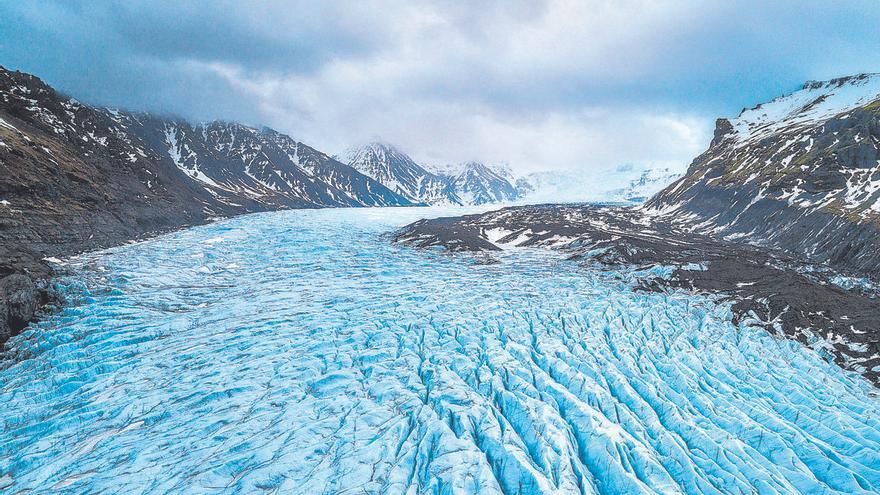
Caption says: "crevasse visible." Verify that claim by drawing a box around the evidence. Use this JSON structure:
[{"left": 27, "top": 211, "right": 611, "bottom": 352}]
[{"left": 1, "top": 207, "right": 878, "bottom": 494}]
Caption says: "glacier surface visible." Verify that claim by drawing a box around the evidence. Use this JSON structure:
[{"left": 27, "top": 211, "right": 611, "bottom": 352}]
[{"left": 1, "top": 207, "right": 879, "bottom": 494}]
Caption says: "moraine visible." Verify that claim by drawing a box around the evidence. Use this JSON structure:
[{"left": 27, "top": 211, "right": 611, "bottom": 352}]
[{"left": 2, "top": 207, "right": 879, "bottom": 494}]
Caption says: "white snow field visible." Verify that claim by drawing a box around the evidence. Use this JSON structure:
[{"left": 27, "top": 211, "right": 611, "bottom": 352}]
[{"left": 1, "top": 207, "right": 879, "bottom": 494}]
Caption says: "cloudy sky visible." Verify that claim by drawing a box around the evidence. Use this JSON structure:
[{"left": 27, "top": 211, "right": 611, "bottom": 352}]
[{"left": 2, "top": 0, "right": 879, "bottom": 174}]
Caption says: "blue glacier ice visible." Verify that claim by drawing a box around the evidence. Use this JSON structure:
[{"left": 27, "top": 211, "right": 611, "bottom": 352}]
[{"left": 1, "top": 207, "right": 879, "bottom": 494}]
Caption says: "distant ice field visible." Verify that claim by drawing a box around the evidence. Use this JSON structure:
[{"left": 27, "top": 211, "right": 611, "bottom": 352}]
[{"left": 1, "top": 206, "right": 879, "bottom": 494}]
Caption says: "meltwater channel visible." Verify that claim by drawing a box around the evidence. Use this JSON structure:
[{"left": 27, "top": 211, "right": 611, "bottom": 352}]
[{"left": 1, "top": 207, "right": 879, "bottom": 494}]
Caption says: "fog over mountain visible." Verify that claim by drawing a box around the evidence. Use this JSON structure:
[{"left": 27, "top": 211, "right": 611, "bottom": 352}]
[{"left": 2, "top": 1, "right": 878, "bottom": 175}]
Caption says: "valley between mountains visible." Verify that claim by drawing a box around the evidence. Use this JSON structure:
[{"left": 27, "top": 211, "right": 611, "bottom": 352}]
[
  {"left": 2, "top": 66, "right": 879, "bottom": 392},
  {"left": 2, "top": 66, "right": 880, "bottom": 495},
  {"left": 0, "top": 66, "right": 672, "bottom": 346}
]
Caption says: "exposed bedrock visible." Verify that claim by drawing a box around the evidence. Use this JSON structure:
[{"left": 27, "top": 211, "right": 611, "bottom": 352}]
[{"left": 0, "top": 246, "right": 56, "bottom": 345}]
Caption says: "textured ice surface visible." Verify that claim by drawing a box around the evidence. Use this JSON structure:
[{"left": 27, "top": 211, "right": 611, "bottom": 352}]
[{"left": 2, "top": 207, "right": 879, "bottom": 494}]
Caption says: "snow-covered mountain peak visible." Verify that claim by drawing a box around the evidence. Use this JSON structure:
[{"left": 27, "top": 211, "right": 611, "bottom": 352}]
[
  {"left": 427, "top": 161, "right": 510, "bottom": 178},
  {"left": 343, "top": 142, "right": 461, "bottom": 205},
  {"left": 344, "top": 142, "right": 418, "bottom": 175},
  {"left": 359, "top": 141, "right": 400, "bottom": 154},
  {"left": 730, "top": 72, "right": 880, "bottom": 142},
  {"left": 459, "top": 161, "right": 496, "bottom": 176},
  {"left": 342, "top": 146, "right": 526, "bottom": 206},
  {"left": 448, "top": 161, "right": 521, "bottom": 205}
]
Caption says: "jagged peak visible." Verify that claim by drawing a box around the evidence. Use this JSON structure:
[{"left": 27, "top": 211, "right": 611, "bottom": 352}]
[
  {"left": 425, "top": 161, "right": 509, "bottom": 180},
  {"left": 458, "top": 161, "right": 515, "bottom": 179},
  {"left": 362, "top": 141, "right": 398, "bottom": 153},
  {"left": 343, "top": 141, "right": 424, "bottom": 173},
  {"left": 201, "top": 120, "right": 260, "bottom": 133},
  {"left": 0, "top": 66, "right": 47, "bottom": 86},
  {"left": 462, "top": 160, "right": 488, "bottom": 170},
  {"left": 346, "top": 141, "right": 406, "bottom": 158},
  {"left": 0, "top": 67, "right": 67, "bottom": 104}
]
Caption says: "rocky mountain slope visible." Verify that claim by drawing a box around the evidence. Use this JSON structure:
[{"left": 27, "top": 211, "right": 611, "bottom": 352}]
[
  {"left": 132, "top": 120, "right": 409, "bottom": 210},
  {"left": 446, "top": 161, "right": 521, "bottom": 205},
  {"left": 647, "top": 73, "right": 880, "bottom": 277},
  {"left": 343, "top": 143, "right": 460, "bottom": 205},
  {"left": 344, "top": 143, "right": 524, "bottom": 205},
  {"left": 0, "top": 67, "right": 411, "bottom": 344}
]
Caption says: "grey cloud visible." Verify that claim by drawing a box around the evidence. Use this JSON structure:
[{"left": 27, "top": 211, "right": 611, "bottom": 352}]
[{"left": 1, "top": 1, "right": 878, "bottom": 173}]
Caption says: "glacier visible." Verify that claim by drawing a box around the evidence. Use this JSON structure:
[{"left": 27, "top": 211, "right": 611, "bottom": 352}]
[{"left": 1, "top": 207, "right": 879, "bottom": 494}]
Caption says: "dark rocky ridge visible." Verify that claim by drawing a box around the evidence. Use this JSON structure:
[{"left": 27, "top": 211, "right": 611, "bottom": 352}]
[
  {"left": 394, "top": 204, "right": 880, "bottom": 386},
  {"left": 446, "top": 161, "right": 522, "bottom": 205},
  {"left": 0, "top": 67, "right": 412, "bottom": 346}
]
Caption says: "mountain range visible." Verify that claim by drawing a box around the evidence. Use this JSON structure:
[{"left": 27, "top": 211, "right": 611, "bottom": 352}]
[
  {"left": 0, "top": 67, "right": 420, "bottom": 259},
  {"left": 8, "top": 65, "right": 877, "bottom": 348},
  {"left": 342, "top": 142, "right": 524, "bottom": 206},
  {"left": 0, "top": 67, "right": 565, "bottom": 342},
  {"left": 5, "top": 65, "right": 678, "bottom": 342},
  {"left": 342, "top": 142, "right": 683, "bottom": 206}
]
